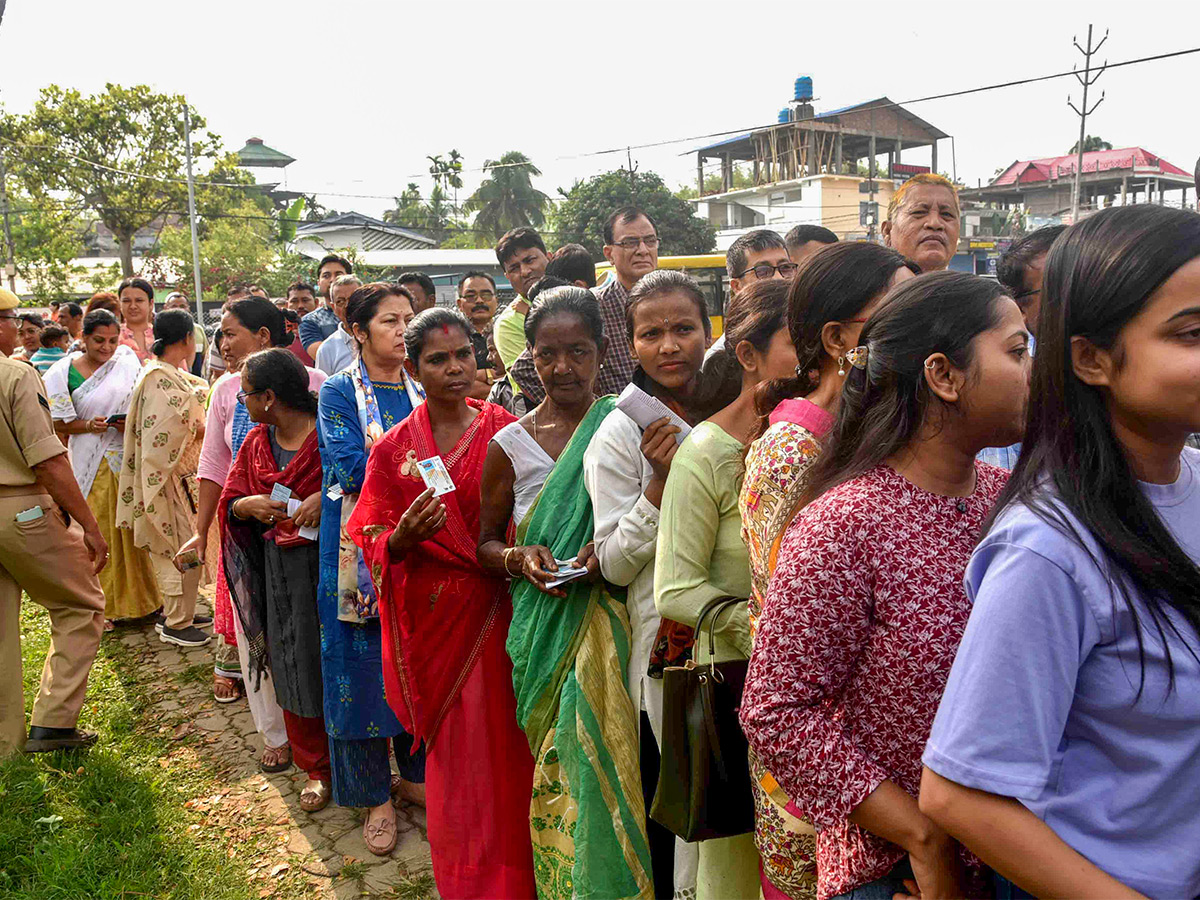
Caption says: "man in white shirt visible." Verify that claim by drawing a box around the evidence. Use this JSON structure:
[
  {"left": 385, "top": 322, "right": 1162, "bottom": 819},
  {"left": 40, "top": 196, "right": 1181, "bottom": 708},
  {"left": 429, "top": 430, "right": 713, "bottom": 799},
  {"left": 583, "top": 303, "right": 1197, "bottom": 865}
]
[{"left": 314, "top": 274, "right": 363, "bottom": 375}]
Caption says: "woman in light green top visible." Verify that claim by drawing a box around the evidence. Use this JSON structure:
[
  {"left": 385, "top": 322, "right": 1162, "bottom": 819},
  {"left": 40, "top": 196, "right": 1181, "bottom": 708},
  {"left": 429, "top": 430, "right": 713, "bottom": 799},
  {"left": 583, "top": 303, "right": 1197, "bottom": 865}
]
[{"left": 655, "top": 277, "right": 799, "bottom": 900}]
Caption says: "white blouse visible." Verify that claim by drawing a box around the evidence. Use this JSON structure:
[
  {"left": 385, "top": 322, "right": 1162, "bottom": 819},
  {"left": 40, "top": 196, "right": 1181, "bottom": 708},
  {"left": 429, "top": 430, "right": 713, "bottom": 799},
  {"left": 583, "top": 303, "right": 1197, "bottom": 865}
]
[{"left": 491, "top": 421, "right": 555, "bottom": 527}]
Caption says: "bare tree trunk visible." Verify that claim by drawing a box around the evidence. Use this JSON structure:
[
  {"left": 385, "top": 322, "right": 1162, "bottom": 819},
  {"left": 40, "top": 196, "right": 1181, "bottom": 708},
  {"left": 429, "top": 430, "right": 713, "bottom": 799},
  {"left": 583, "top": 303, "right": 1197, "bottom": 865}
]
[{"left": 118, "top": 232, "right": 134, "bottom": 277}]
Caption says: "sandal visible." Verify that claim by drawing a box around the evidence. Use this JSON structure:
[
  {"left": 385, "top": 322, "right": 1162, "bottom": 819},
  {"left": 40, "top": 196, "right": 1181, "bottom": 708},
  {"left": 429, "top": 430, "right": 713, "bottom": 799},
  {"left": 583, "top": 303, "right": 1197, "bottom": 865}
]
[
  {"left": 213, "top": 675, "right": 243, "bottom": 704},
  {"left": 363, "top": 805, "right": 397, "bottom": 856},
  {"left": 103, "top": 619, "right": 115, "bottom": 633},
  {"left": 260, "top": 743, "right": 292, "bottom": 774},
  {"left": 391, "top": 775, "right": 426, "bottom": 807},
  {"left": 299, "top": 778, "right": 331, "bottom": 813}
]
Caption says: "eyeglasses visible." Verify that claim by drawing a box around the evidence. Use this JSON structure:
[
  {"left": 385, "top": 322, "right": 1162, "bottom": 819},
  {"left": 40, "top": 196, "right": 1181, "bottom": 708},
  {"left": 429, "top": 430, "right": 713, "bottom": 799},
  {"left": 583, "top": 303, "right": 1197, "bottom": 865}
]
[
  {"left": 461, "top": 291, "right": 495, "bottom": 301},
  {"left": 736, "top": 262, "right": 800, "bottom": 280},
  {"left": 0, "top": 313, "right": 19, "bottom": 321},
  {"left": 236, "top": 388, "right": 267, "bottom": 403},
  {"left": 610, "top": 235, "right": 660, "bottom": 251},
  {"left": 1013, "top": 288, "right": 1041, "bottom": 301}
]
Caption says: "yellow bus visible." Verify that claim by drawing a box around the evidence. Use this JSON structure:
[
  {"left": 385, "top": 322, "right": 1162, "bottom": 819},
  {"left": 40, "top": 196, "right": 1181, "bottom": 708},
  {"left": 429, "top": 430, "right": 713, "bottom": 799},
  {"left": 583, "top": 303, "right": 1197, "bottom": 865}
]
[{"left": 594, "top": 253, "right": 731, "bottom": 336}]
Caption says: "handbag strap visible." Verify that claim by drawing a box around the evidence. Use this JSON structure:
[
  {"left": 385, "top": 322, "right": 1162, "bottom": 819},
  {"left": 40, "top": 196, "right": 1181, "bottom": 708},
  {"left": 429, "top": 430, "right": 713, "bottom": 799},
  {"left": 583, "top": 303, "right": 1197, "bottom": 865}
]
[
  {"left": 694, "top": 596, "right": 746, "bottom": 783},
  {"left": 696, "top": 596, "right": 744, "bottom": 661}
]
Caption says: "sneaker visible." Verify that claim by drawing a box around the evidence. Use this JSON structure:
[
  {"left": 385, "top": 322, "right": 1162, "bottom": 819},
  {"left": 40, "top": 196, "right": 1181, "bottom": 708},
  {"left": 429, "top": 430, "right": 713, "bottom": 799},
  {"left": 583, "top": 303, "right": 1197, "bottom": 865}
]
[
  {"left": 153, "top": 610, "right": 166, "bottom": 633},
  {"left": 156, "top": 614, "right": 213, "bottom": 633},
  {"left": 159, "top": 624, "right": 212, "bottom": 647}
]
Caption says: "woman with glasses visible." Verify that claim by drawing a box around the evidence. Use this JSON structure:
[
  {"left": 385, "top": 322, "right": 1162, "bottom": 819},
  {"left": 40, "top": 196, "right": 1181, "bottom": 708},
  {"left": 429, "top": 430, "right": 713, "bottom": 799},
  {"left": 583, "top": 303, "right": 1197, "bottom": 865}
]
[
  {"left": 45, "top": 309, "right": 160, "bottom": 629},
  {"left": 316, "top": 283, "right": 426, "bottom": 855},
  {"left": 115, "top": 309, "right": 213, "bottom": 648},
  {"left": 221, "top": 348, "right": 330, "bottom": 812},
  {"left": 183, "top": 297, "right": 325, "bottom": 773},
  {"left": 737, "top": 244, "right": 917, "bottom": 900}
]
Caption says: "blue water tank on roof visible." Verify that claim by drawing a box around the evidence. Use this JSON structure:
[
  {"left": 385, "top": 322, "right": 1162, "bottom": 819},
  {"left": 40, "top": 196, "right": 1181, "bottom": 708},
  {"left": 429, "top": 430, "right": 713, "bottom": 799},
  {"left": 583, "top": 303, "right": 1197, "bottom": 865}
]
[
  {"left": 794, "top": 76, "right": 813, "bottom": 102},
  {"left": 777, "top": 108, "right": 791, "bottom": 124}
]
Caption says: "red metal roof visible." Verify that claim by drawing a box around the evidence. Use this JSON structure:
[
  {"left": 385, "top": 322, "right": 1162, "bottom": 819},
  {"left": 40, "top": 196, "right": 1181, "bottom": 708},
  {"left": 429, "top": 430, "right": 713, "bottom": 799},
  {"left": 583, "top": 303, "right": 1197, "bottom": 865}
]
[{"left": 991, "top": 147, "right": 1188, "bottom": 186}]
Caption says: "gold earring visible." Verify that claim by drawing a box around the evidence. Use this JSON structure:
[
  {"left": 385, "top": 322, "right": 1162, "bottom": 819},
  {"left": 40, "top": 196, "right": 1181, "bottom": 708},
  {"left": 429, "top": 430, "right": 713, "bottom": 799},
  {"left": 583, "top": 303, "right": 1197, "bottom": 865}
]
[{"left": 838, "top": 355, "right": 846, "bottom": 377}]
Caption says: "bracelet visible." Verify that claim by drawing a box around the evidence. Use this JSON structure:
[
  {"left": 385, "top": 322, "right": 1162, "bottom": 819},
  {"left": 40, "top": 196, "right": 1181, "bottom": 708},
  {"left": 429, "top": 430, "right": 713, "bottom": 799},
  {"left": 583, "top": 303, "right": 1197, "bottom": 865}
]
[{"left": 502, "top": 546, "right": 520, "bottom": 577}]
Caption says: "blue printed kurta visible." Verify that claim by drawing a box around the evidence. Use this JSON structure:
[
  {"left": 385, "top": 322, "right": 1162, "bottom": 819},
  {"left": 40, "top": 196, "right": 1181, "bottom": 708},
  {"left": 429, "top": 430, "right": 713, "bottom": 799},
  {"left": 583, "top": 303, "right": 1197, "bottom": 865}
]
[{"left": 316, "top": 372, "right": 417, "bottom": 739}]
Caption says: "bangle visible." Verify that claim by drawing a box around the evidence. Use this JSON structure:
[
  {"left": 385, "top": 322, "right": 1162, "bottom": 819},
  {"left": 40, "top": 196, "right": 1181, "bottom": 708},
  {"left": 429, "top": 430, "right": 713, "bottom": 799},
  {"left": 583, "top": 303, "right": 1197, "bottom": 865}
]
[{"left": 502, "top": 546, "right": 520, "bottom": 577}]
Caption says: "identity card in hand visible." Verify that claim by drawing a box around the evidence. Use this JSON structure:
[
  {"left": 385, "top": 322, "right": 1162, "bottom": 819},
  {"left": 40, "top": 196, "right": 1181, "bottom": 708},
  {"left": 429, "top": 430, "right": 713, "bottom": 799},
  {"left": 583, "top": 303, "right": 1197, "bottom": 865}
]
[
  {"left": 542, "top": 559, "right": 591, "bottom": 589},
  {"left": 615, "top": 383, "right": 691, "bottom": 445},
  {"left": 417, "top": 456, "right": 456, "bottom": 497},
  {"left": 270, "top": 483, "right": 293, "bottom": 504}
]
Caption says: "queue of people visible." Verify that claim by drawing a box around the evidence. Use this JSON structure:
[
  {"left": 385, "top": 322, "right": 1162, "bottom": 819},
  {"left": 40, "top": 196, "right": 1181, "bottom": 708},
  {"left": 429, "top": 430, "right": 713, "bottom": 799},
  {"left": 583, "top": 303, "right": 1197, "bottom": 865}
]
[{"left": 1, "top": 176, "right": 1199, "bottom": 900}]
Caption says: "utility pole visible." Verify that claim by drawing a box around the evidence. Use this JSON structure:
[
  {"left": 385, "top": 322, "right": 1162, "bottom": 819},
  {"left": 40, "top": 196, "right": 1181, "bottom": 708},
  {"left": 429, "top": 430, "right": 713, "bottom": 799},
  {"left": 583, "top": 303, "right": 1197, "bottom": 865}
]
[
  {"left": 183, "top": 103, "right": 204, "bottom": 327},
  {"left": 1068, "top": 24, "right": 1108, "bottom": 223},
  {"left": 0, "top": 144, "right": 16, "bottom": 293},
  {"left": 626, "top": 146, "right": 638, "bottom": 195}
]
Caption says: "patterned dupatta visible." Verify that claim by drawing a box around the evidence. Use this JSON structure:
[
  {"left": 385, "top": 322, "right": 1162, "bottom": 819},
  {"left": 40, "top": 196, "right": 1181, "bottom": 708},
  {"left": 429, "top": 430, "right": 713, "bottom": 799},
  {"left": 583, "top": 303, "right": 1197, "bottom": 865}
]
[
  {"left": 347, "top": 399, "right": 515, "bottom": 746},
  {"left": 219, "top": 423, "right": 322, "bottom": 685}
]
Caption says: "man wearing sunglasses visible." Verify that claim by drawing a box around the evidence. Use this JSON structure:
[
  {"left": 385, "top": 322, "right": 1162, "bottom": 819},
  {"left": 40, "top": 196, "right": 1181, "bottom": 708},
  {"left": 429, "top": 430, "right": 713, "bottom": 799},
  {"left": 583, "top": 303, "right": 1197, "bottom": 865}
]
[{"left": 706, "top": 230, "right": 793, "bottom": 361}]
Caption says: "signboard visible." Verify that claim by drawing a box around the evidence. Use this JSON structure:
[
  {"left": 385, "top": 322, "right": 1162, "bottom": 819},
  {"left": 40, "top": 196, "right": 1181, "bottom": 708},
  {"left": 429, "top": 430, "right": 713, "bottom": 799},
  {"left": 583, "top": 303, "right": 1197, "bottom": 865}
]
[
  {"left": 859, "top": 201, "right": 878, "bottom": 226},
  {"left": 893, "top": 163, "right": 931, "bottom": 178},
  {"left": 969, "top": 240, "right": 996, "bottom": 249}
]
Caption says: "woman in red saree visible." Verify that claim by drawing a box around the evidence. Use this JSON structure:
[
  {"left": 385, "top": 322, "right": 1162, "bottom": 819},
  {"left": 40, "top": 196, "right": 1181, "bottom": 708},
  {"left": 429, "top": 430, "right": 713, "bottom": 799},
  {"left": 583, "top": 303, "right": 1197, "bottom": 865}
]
[{"left": 348, "top": 308, "right": 536, "bottom": 900}]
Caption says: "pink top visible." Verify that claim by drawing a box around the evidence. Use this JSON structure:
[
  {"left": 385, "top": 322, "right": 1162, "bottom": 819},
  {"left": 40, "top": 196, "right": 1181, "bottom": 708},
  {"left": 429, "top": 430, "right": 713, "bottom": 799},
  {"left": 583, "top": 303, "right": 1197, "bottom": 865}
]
[
  {"left": 768, "top": 397, "right": 835, "bottom": 434},
  {"left": 196, "top": 366, "right": 326, "bottom": 485},
  {"left": 119, "top": 323, "right": 155, "bottom": 363},
  {"left": 741, "top": 462, "right": 1007, "bottom": 900}
]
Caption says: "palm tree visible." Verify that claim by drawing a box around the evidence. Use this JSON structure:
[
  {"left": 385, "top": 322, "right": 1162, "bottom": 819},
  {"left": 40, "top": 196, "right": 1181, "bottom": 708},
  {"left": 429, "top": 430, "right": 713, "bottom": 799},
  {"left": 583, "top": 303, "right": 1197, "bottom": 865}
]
[
  {"left": 1069, "top": 135, "right": 1113, "bottom": 154},
  {"left": 463, "top": 151, "right": 549, "bottom": 240}
]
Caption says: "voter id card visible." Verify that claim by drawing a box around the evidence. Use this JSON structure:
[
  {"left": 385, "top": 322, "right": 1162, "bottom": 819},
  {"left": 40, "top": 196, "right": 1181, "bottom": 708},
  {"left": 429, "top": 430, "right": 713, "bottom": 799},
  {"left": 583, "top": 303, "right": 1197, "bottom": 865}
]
[
  {"left": 269, "top": 483, "right": 293, "bottom": 503},
  {"left": 416, "top": 456, "right": 455, "bottom": 497},
  {"left": 15, "top": 505, "right": 45, "bottom": 523}
]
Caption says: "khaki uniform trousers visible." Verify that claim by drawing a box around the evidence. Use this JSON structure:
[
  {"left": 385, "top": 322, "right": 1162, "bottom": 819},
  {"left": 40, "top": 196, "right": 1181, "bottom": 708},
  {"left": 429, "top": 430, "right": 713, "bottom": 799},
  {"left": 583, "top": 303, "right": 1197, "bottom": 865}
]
[{"left": 0, "top": 487, "right": 106, "bottom": 755}]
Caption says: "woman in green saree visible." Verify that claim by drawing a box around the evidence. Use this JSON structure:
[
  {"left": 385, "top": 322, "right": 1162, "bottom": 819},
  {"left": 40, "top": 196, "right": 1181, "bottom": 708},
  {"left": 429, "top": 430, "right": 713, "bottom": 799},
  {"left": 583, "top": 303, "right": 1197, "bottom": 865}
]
[{"left": 478, "top": 287, "right": 654, "bottom": 900}]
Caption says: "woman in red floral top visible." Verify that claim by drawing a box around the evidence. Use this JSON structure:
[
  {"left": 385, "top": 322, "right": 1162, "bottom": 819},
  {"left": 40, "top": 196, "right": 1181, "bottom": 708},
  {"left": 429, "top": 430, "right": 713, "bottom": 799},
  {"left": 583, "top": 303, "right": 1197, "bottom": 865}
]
[{"left": 740, "top": 272, "right": 1032, "bottom": 900}]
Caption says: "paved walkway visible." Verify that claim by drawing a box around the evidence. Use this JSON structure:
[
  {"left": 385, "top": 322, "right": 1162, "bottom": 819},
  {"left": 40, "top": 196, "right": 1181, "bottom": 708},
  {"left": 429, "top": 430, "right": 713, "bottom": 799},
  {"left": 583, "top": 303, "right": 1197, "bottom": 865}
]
[{"left": 114, "top": 591, "right": 436, "bottom": 899}]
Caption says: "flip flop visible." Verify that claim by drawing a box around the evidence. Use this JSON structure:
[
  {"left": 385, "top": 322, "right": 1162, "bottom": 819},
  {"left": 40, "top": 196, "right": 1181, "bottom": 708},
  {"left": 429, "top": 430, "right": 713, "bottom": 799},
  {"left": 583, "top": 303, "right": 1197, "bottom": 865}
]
[{"left": 213, "top": 675, "right": 244, "bottom": 704}]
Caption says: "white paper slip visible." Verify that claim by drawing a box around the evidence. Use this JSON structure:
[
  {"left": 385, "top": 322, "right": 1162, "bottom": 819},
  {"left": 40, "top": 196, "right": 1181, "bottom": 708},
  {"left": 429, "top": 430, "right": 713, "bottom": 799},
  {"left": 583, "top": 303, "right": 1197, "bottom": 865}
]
[
  {"left": 615, "top": 383, "right": 691, "bottom": 445},
  {"left": 270, "top": 483, "right": 293, "bottom": 503},
  {"left": 326, "top": 484, "right": 345, "bottom": 501},
  {"left": 542, "top": 560, "right": 590, "bottom": 589},
  {"left": 417, "top": 456, "right": 456, "bottom": 497},
  {"left": 284, "top": 497, "right": 319, "bottom": 541}
]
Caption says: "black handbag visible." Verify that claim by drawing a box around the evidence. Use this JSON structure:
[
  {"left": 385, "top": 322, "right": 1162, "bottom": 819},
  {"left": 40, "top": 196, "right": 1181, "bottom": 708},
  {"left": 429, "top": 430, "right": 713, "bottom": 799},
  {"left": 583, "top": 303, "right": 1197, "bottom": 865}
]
[{"left": 650, "top": 596, "right": 755, "bottom": 842}]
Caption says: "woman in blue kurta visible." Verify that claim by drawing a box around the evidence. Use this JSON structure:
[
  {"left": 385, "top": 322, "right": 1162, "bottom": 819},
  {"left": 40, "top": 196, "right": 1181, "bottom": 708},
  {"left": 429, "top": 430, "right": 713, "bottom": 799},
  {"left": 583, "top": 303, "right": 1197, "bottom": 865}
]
[{"left": 316, "top": 282, "right": 426, "bottom": 856}]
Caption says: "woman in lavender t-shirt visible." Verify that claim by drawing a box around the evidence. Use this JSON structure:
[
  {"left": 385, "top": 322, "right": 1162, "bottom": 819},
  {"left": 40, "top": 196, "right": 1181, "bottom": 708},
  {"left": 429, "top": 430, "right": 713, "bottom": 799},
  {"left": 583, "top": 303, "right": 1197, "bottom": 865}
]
[{"left": 921, "top": 204, "right": 1200, "bottom": 899}]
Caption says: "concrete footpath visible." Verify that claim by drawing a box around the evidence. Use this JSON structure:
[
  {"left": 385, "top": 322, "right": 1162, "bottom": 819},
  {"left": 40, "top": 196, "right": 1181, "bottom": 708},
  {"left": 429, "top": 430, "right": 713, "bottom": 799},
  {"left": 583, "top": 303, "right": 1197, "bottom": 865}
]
[{"left": 115, "top": 590, "right": 436, "bottom": 899}]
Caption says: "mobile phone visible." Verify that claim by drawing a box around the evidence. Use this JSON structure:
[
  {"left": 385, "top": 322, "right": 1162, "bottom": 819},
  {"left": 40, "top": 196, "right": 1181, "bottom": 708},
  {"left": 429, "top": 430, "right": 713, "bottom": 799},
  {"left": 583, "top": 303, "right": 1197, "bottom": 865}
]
[
  {"left": 106, "top": 414, "right": 127, "bottom": 425},
  {"left": 174, "top": 548, "right": 201, "bottom": 572}
]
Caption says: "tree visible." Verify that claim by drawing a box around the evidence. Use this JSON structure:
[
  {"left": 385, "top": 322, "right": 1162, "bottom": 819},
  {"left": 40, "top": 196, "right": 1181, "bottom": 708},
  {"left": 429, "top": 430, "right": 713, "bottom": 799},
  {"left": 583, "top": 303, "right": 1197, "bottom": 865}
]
[
  {"left": 156, "top": 199, "right": 276, "bottom": 298},
  {"left": 462, "top": 151, "right": 549, "bottom": 240},
  {"left": 552, "top": 170, "right": 716, "bottom": 259},
  {"left": 382, "top": 182, "right": 425, "bottom": 227},
  {"left": 1069, "top": 135, "right": 1113, "bottom": 154},
  {"left": 10, "top": 84, "right": 221, "bottom": 277},
  {"left": 675, "top": 165, "right": 756, "bottom": 200},
  {"left": 428, "top": 150, "right": 464, "bottom": 214},
  {"left": 9, "top": 192, "right": 87, "bottom": 303}
]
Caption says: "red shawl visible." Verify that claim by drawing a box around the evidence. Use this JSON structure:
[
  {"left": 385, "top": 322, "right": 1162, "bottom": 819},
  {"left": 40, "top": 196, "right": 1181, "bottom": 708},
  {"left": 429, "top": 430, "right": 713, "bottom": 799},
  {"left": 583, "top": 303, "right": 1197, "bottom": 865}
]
[
  {"left": 348, "top": 399, "right": 516, "bottom": 746},
  {"left": 218, "top": 423, "right": 323, "bottom": 683}
]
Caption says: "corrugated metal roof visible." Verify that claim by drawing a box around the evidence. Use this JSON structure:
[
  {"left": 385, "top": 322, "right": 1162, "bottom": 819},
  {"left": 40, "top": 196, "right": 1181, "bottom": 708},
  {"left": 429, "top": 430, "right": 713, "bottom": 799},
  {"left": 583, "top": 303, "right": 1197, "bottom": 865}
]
[{"left": 991, "top": 147, "right": 1190, "bottom": 186}]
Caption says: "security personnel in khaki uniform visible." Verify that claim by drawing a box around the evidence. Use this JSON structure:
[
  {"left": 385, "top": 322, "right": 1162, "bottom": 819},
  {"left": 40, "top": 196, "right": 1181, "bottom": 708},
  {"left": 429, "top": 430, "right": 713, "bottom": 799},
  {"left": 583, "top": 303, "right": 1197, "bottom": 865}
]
[{"left": 0, "top": 287, "right": 110, "bottom": 754}]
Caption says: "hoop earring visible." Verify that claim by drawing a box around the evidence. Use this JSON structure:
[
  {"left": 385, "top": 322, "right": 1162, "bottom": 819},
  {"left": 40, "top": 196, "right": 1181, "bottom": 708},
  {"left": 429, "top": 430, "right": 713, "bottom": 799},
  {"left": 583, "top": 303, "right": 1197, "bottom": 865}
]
[{"left": 838, "top": 355, "right": 846, "bottom": 377}]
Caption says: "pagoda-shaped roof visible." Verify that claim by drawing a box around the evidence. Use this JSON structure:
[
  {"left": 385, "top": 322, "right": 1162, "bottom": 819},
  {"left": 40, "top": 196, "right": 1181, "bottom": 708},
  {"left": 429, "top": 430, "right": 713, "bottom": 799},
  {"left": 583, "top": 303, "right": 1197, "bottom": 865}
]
[{"left": 236, "top": 137, "right": 295, "bottom": 169}]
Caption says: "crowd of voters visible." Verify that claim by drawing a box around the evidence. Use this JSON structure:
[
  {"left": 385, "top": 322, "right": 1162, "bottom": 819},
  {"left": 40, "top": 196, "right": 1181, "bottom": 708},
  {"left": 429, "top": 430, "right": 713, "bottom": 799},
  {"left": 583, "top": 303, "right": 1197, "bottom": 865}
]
[{"left": 1, "top": 171, "right": 1199, "bottom": 900}]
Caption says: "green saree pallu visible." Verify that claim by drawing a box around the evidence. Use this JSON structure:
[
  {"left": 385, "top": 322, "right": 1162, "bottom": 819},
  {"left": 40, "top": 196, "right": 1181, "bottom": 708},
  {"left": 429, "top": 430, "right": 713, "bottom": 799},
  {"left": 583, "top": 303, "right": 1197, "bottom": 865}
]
[{"left": 507, "top": 397, "right": 654, "bottom": 900}]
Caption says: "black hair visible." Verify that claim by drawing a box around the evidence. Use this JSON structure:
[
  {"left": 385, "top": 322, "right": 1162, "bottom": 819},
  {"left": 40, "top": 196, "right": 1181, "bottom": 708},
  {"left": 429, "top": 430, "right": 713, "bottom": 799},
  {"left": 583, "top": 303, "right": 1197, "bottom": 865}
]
[
  {"left": 286, "top": 280, "right": 316, "bottom": 299},
  {"left": 82, "top": 309, "right": 120, "bottom": 335},
  {"left": 495, "top": 227, "right": 547, "bottom": 267},
  {"left": 783, "top": 224, "right": 838, "bottom": 253},
  {"left": 281, "top": 308, "right": 300, "bottom": 326},
  {"left": 527, "top": 275, "right": 571, "bottom": 304},
  {"left": 404, "top": 307, "right": 473, "bottom": 366},
  {"left": 228, "top": 297, "right": 289, "bottom": 348},
  {"left": 457, "top": 270, "right": 496, "bottom": 293},
  {"left": 18, "top": 313, "right": 45, "bottom": 329},
  {"left": 317, "top": 254, "right": 352, "bottom": 276},
  {"left": 995, "top": 225, "right": 1067, "bottom": 298},
  {"left": 397, "top": 271, "right": 436, "bottom": 298},
  {"left": 39, "top": 324, "right": 68, "bottom": 347},
  {"left": 726, "top": 229, "right": 787, "bottom": 277},
  {"left": 151, "top": 308, "right": 195, "bottom": 357},
  {"left": 624, "top": 269, "right": 711, "bottom": 343},
  {"left": 755, "top": 242, "right": 919, "bottom": 436},
  {"left": 800, "top": 271, "right": 1008, "bottom": 509},
  {"left": 989, "top": 204, "right": 1200, "bottom": 691},
  {"left": 61, "top": 302, "right": 82, "bottom": 318},
  {"left": 693, "top": 278, "right": 792, "bottom": 418},
  {"left": 524, "top": 285, "right": 605, "bottom": 348},
  {"left": 604, "top": 206, "right": 658, "bottom": 245},
  {"left": 346, "top": 282, "right": 414, "bottom": 353},
  {"left": 117, "top": 276, "right": 155, "bottom": 303},
  {"left": 546, "top": 244, "right": 597, "bottom": 287},
  {"left": 242, "top": 348, "right": 318, "bottom": 416}
]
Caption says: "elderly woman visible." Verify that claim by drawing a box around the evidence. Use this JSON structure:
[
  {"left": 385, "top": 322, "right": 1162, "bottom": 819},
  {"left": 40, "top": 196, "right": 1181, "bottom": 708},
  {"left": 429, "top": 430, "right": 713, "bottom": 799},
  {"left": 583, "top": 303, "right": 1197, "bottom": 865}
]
[
  {"left": 46, "top": 309, "right": 160, "bottom": 627},
  {"left": 116, "top": 309, "right": 213, "bottom": 647},
  {"left": 881, "top": 173, "right": 961, "bottom": 273},
  {"left": 118, "top": 277, "right": 156, "bottom": 363},
  {"left": 316, "top": 283, "right": 425, "bottom": 854}
]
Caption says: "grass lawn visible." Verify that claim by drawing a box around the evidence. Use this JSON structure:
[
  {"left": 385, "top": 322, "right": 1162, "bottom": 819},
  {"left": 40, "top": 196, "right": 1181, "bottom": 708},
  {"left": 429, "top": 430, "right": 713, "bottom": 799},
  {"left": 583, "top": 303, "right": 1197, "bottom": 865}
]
[{"left": 0, "top": 603, "right": 320, "bottom": 900}]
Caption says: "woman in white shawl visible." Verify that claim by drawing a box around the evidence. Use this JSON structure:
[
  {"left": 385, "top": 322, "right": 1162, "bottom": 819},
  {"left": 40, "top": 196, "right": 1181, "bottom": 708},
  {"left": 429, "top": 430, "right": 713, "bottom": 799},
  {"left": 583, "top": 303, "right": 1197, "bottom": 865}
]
[{"left": 46, "top": 308, "right": 160, "bottom": 626}]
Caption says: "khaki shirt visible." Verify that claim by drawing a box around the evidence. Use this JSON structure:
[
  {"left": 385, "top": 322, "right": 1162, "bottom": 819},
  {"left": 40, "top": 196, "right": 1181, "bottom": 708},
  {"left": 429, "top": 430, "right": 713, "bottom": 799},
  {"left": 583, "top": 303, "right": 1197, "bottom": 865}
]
[{"left": 0, "top": 356, "right": 67, "bottom": 485}]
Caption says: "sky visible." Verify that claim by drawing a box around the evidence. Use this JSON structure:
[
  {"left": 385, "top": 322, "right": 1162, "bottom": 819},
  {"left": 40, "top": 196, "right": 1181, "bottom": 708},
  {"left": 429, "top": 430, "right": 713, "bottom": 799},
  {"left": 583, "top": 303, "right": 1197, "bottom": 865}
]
[{"left": 3, "top": 0, "right": 1198, "bottom": 221}]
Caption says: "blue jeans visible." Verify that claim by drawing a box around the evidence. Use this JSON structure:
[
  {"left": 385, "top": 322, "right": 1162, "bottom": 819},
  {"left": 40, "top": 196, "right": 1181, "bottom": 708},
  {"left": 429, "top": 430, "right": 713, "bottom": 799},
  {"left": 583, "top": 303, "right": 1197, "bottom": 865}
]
[{"left": 830, "top": 860, "right": 914, "bottom": 900}]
